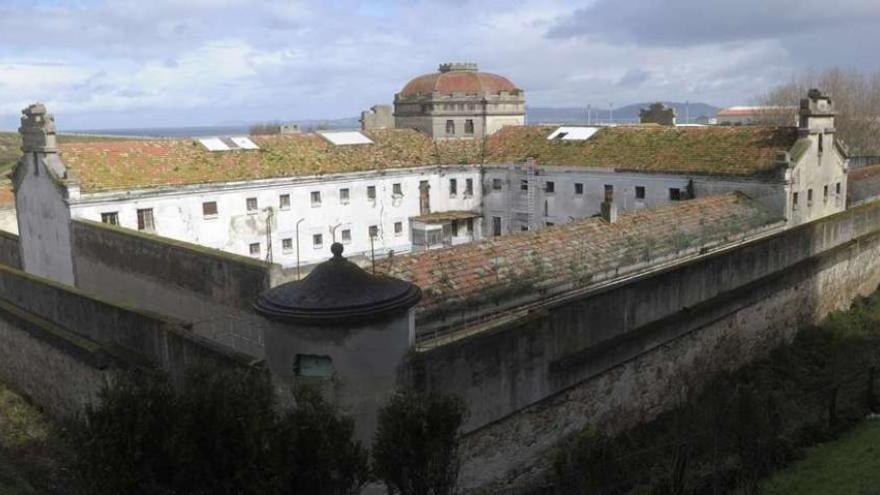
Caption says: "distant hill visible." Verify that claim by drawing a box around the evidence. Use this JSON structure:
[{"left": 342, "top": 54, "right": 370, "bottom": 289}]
[{"left": 527, "top": 102, "right": 720, "bottom": 125}]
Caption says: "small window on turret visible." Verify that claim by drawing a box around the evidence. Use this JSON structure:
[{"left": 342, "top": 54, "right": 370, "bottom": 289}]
[{"left": 819, "top": 133, "right": 824, "bottom": 154}]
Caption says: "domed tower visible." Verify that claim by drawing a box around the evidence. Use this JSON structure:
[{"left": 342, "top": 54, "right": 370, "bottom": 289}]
[
  {"left": 394, "top": 62, "right": 525, "bottom": 139},
  {"left": 254, "top": 242, "right": 421, "bottom": 441}
]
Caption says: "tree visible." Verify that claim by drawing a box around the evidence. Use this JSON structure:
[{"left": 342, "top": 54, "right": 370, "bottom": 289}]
[
  {"left": 275, "top": 386, "right": 371, "bottom": 494},
  {"left": 372, "top": 390, "right": 467, "bottom": 495},
  {"left": 757, "top": 68, "right": 880, "bottom": 155},
  {"left": 70, "top": 364, "right": 369, "bottom": 495}
]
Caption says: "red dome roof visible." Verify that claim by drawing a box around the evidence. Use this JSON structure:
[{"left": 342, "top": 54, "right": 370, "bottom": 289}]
[{"left": 399, "top": 64, "right": 520, "bottom": 97}]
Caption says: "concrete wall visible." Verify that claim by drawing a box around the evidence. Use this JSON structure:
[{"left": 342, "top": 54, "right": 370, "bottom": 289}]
[
  {"left": 408, "top": 200, "right": 880, "bottom": 491},
  {"left": 263, "top": 310, "right": 414, "bottom": 444},
  {"left": 0, "top": 263, "right": 255, "bottom": 378},
  {"left": 0, "top": 205, "right": 17, "bottom": 235},
  {"left": 13, "top": 154, "right": 75, "bottom": 284},
  {"left": 70, "top": 219, "right": 274, "bottom": 357},
  {"left": 69, "top": 166, "right": 483, "bottom": 268},
  {"left": 0, "top": 230, "right": 20, "bottom": 268}
]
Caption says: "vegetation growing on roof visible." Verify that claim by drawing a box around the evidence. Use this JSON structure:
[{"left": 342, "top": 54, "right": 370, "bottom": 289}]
[{"left": 378, "top": 193, "right": 783, "bottom": 317}]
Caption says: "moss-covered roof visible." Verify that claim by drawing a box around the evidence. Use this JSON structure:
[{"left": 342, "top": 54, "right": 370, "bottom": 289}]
[
  {"left": 481, "top": 125, "right": 798, "bottom": 175},
  {"left": 377, "top": 193, "right": 783, "bottom": 314},
  {"left": 58, "top": 125, "right": 800, "bottom": 193}
]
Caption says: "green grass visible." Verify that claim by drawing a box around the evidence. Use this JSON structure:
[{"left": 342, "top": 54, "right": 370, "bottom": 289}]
[
  {"left": 762, "top": 419, "right": 880, "bottom": 495},
  {"left": 0, "top": 381, "right": 70, "bottom": 494}
]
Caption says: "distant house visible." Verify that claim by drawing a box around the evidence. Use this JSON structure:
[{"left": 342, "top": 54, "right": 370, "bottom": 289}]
[{"left": 716, "top": 106, "right": 797, "bottom": 126}]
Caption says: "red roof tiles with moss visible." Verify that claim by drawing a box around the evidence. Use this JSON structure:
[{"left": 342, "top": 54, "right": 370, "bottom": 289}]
[
  {"left": 482, "top": 125, "right": 798, "bottom": 176},
  {"left": 59, "top": 125, "right": 799, "bottom": 193},
  {"left": 399, "top": 70, "right": 519, "bottom": 97},
  {"left": 376, "top": 193, "right": 781, "bottom": 313}
]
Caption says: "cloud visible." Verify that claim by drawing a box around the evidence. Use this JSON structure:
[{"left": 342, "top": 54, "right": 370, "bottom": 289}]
[
  {"left": 546, "top": 0, "right": 880, "bottom": 46},
  {"left": 0, "top": 0, "right": 876, "bottom": 129}
]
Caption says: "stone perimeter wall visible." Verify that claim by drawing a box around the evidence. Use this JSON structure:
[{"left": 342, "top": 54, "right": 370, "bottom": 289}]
[
  {"left": 70, "top": 219, "right": 276, "bottom": 357},
  {"left": 0, "top": 230, "right": 20, "bottom": 269},
  {"left": 419, "top": 201, "right": 880, "bottom": 492},
  {"left": 0, "top": 262, "right": 259, "bottom": 419}
]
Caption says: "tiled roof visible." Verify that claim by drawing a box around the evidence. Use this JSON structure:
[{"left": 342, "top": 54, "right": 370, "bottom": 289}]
[
  {"left": 60, "top": 129, "right": 477, "bottom": 193},
  {"left": 481, "top": 125, "right": 798, "bottom": 176},
  {"left": 412, "top": 210, "right": 481, "bottom": 222},
  {"left": 399, "top": 70, "right": 519, "bottom": 97},
  {"left": 848, "top": 164, "right": 880, "bottom": 181},
  {"left": 376, "top": 193, "right": 782, "bottom": 314},
  {"left": 59, "top": 124, "right": 799, "bottom": 193},
  {"left": 0, "top": 182, "right": 13, "bottom": 206}
]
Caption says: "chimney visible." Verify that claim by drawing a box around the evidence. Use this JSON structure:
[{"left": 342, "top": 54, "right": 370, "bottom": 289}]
[
  {"left": 799, "top": 89, "right": 836, "bottom": 135},
  {"left": 19, "top": 103, "right": 57, "bottom": 154},
  {"left": 601, "top": 185, "right": 617, "bottom": 223}
]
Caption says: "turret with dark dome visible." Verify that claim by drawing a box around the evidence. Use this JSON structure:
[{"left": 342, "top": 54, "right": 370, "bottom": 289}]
[{"left": 394, "top": 62, "right": 525, "bottom": 140}]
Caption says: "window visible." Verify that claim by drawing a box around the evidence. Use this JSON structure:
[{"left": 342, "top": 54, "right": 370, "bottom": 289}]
[
  {"left": 294, "top": 354, "right": 333, "bottom": 377},
  {"left": 367, "top": 185, "right": 376, "bottom": 201},
  {"left": 545, "top": 221, "right": 555, "bottom": 227},
  {"left": 341, "top": 229, "right": 351, "bottom": 243},
  {"left": 824, "top": 185, "right": 829, "bottom": 202},
  {"left": 521, "top": 179, "right": 529, "bottom": 191},
  {"left": 466, "top": 218, "right": 474, "bottom": 233},
  {"left": 818, "top": 133, "right": 824, "bottom": 154},
  {"left": 249, "top": 242, "right": 260, "bottom": 256},
  {"left": 669, "top": 188, "right": 682, "bottom": 201},
  {"left": 468, "top": 103, "right": 475, "bottom": 111},
  {"left": 394, "top": 221, "right": 403, "bottom": 236},
  {"left": 246, "top": 197, "right": 258, "bottom": 213},
  {"left": 449, "top": 178, "right": 457, "bottom": 197},
  {"left": 313, "top": 234, "right": 323, "bottom": 249},
  {"left": 545, "top": 181, "right": 555, "bottom": 193},
  {"left": 635, "top": 186, "right": 646, "bottom": 200},
  {"left": 836, "top": 182, "right": 841, "bottom": 195},
  {"left": 101, "top": 212, "right": 119, "bottom": 226},
  {"left": 464, "top": 119, "right": 475, "bottom": 135},
  {"left": 282, "top": 238, "right": 293, "bottom": 253},
  {"left": 492, "top": 216, "right": 502, "bottom": 236},
  {"left": 279, "top": 194, "right": 290, "bottom": 210},
  {"left": 393, "top": 183, "right": 403, "bottom": 197},
  {"left": 446, "top": 119, "right": 455, "bottom": 135},
  {"left": 339, "top": 188, "right": 350, "bottom": 204},
  {"left": 574, "top": 183, "right": 584, "bottom": 195},
  {"left": 451, "top": 220, "right": 459, "bottom": 236},
  {"left": 465, "top": 178, "right": 473, "bottom": 196},
  {"left": 793, "top": 192, "right": 799, "bottom": 211},
  {"left": 369, "top": 225, "right": 379, "bottom": 238},
  {"left": 310, "top": 191, "right": 321, "bottom": 207},
  {"left": 807, "top": 188, "right": 813, "bottom": 206},
  {"left": 604, "top": 184, "right": 614, "bottom": 202},
  {"left": 492, "top": 178, "right": 503, "bottom": 191},
  {"left": 520, "top": 225, "right": 529, "bottom": 232},
  {"left": 202, "top": 201, "right": 218, "bottom": 218},
  {"left": 137, "top": 208, "right": 155, "bottom": 232}
]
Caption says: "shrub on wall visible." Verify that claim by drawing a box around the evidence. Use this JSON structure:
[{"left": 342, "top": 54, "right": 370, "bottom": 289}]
[
  {"left": 69, "top": 364, "right": 369, "bottom": 495},
  {"left": 372, "top": 389, "right": 467, "bottom": 495},
  {"left": 553, "top": 291, "right": 880, "bottom": 494}
]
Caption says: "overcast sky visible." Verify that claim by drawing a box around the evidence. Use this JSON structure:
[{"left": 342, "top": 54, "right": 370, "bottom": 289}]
[{"left": 1, "top": 0, "right": 878, "bottom": 130}]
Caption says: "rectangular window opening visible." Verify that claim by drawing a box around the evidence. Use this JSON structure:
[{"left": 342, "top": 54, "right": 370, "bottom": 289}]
[
  {"left": 465, "top": 178, "right": 474, "bottom": 196},
  {"left": 282, "top": 238, "right": 293, "bottom": 253},
  {"left": 249, "top": 242, "right": 260, "bottom": 256},
  {"left": 341, "top": 229, "right": 351, "bottom": 243},
  {"left": 279, "top": 194, "right": 291, "bottom": 210},
  {"left": 340, "top": 188, "right": 350, "bottom": 204},
  {"left": 669, "top": 188, "right": 681, "bottom": 201},
  {"left": 574, "top": 183, "right": 584, "bottom": 195},
  {"left": 101, "top": 212, "right": 119, "bottom": 226},
  {"left": 202, "top": 201, "right": 218, "bottom": 218},
  {"left": 310, "top": 191, "right": 321, "bottom": 207},
  {"left": 449, "top": 178, "right": 457, "bottom": 197},
  {"left": 367, "top": 185, "right": 376, "bottom": 201},
  {"left": 394, "top": 221, "right": 403, "bottom": 236},
  {"left": 246, "top": 197, "right": 258, "bottom": 213},
  {"left": 492, "top": 178, "right": 503, "bottom": 191},
  {"left": 313, "top": 234, "right": 323, "bottom": 249},
  {"left": 545, "top": 181, "right": 555, "bottom": 194},
  {"left": 635, "top": 186, "right": 646, "bottom": 200},
  {"left": 393, "top": 183, "right": 403, "bottom": 197},
  {"left": 136, "top": 208, "right": 155, "bottom": 232}
]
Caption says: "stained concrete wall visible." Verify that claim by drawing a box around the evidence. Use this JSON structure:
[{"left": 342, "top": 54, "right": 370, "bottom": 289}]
[
  {"left": 13, "top": 154, "right": 75, "bottom": 285},
  {"left": 0, "top": 263, "right": 256, "bottom": 382},
  {"left": 0, "top": 230, "right": 20, "bottom": 268},
  {"left": 408, "top": 200, "right": 880, "bottom": 492},
  {"left": 70, "top": 219, "right": 275, "bottom": 357}
]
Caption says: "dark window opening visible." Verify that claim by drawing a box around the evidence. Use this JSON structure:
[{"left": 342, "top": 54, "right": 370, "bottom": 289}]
[
  {"left": 669, "top": 188, "right": 682, "bottom": 201},
  {"left": 635, "top": 186, "right": 646, "bottom": 200},
  {"left": 492, "top": 178, "right": 503, "bottom": 191},
  {"left": 446, "top": 120, "right": 455, "bottom": 135},
  {"left": 137, "top": 208, "right": 155, "bottom": 232},
  {"left": 465, "top": 178, "right": 474, "bottom": 196},
  {"left": 449, "top": 178, "right": 457, "bottom": 197},
  {"left": 101, "top": 212, "right": 119, "bottom": 226},
  {"left": 492, "top": 216, "right": 502, "bottom": 236},
  {"left": 604, "top": 184, "right": 614, "bottom": 202},
  {"left": 202, "top": 201, "right": 218, "bottom": 218},
  {"left": 464, "top": 119, "right": 474, "bottom": 134},
  {"left": 545, "top": 181, "right": 555, "bottom": 193},
  {"left": 574, "top": 183, "right": 584, "bottom": 195}
]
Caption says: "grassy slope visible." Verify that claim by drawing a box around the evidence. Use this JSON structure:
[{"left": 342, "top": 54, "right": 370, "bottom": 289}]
[
  {"left": 762, "top": 419, "right": 880, "bottom": 495},
  {"left": 0, "top": 382, "right": 69, "bottom": 494}
]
